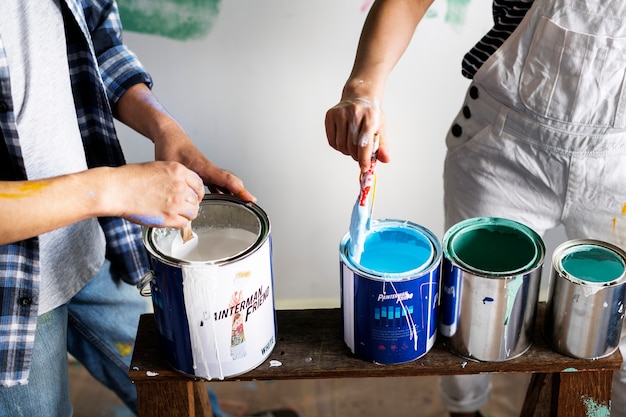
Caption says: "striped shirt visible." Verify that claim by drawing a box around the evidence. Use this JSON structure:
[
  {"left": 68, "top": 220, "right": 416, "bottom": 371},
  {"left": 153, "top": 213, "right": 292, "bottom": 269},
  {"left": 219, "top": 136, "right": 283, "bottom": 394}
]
[
  {"left": 0, "top": 0, "right": 152, "bottom": 386},
  {"left": 462, "top": 0, "right": 534, "bottom": 78}
]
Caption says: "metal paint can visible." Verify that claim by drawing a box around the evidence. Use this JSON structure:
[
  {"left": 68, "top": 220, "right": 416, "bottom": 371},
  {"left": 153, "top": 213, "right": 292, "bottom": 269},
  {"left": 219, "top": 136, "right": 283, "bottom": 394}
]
[
  {"left": 139, "top": 194, "right": 276, "bottom": 380},
  {"left": 543, "top": 239, "right": 626, "bottom": 359},
  {"left": 340, "top": 219, "right": 442, "bottom": 364},
  {"left": 440, "top": 217, "right": 545, "bottom": 362}
]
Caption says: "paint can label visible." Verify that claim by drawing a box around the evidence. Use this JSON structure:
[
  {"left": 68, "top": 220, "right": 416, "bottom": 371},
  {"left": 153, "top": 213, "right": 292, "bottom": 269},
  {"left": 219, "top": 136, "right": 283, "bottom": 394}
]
[{"left": 180, "top": 240, "right": 276, "bottom": 379}]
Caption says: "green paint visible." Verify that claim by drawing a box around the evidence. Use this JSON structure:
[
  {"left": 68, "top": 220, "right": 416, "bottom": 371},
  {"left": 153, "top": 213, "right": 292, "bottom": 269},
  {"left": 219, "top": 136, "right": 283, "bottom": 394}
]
[
  {"left": 450, "top": 226, "right": 536, "bottom": 273},
  {"left": 444, "top": 0, "right": 471, "bottom": 28},
  {"left": 561, "top": 245, "right": 625, "bottom": 283},
  {"left": 562, "top": 367, "right": 578, "bottom": 372},
  {"left": 503, "top": 275, "right": 523, "bottom": 325},
  {"left": 118, "top": 0, "right": 222, "bottom": 41},
  {"left": 581, "top": 395, "right": 610, "bottom": 417},
  {"left": 424, "top": 0, "right": 472, "bottom": 29}
]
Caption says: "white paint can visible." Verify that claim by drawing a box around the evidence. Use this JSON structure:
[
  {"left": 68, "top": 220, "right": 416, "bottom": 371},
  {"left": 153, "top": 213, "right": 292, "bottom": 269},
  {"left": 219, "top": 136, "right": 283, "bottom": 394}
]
[{"left": 140, "top": 195, "right": 276, "bottom": 380}]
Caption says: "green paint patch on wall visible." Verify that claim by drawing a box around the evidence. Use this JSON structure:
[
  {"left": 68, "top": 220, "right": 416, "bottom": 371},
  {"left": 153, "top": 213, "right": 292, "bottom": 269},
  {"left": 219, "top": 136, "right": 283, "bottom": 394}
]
[
  {"left": 118, "top": 0, "right": 222, "bottom": 41},
  {"left": 425, "top": 0, "right": 472, "bottom": 29}
]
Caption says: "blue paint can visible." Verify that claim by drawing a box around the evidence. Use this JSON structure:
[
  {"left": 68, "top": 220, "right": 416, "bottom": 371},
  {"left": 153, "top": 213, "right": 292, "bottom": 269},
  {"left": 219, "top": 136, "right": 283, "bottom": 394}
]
[
  {"left": 340, "top": 219, "right": 442, "bottom": 364},
  {"left": 440, "top": 217, "right": 545, "bottom": 362}
]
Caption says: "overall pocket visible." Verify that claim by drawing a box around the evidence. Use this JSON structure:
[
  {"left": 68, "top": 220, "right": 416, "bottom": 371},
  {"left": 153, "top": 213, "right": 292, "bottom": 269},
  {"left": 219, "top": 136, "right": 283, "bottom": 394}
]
[{"left": 519, "top": 16, "right": 626, "bottom": 128}]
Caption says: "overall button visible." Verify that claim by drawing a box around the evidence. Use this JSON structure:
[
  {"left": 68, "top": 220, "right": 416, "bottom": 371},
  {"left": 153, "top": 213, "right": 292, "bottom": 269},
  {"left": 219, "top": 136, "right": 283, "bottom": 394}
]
[
  {"left": 451, "top": 124, "right": 463, "bottom": 137},
  {"left": 463, "top": 106, "right": 471, "bottom": 119},
  {"left": 469, "top": 86, "right": 479, "bottom": 100}
]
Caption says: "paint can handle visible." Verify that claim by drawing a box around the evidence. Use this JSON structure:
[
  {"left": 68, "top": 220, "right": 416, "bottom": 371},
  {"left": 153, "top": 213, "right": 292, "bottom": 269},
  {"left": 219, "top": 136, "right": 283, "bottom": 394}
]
[{"left": 137, "top": 270, "right": 155, "bottom": 297}]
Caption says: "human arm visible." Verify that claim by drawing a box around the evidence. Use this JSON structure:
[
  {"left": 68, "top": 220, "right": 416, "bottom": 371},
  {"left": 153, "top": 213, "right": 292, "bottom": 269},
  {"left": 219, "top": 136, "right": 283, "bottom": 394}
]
[
  {"left": 0, "top": 161, "right": 203, "bottom": 245},
  {"left": 325, "top": 0, "right": 434, "bottom": 172},
  {"left": 88, "top": 0, "right": 255, "bottom": 202},
  {"left": 113, "top": 83, "right": 256, "bottom": 202}
]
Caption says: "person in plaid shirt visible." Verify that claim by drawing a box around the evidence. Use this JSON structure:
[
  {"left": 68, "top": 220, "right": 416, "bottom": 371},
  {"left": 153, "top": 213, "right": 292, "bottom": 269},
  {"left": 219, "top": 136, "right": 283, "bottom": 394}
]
[{"left": 0, "top": 1, "right": 281, "bottom": 416}]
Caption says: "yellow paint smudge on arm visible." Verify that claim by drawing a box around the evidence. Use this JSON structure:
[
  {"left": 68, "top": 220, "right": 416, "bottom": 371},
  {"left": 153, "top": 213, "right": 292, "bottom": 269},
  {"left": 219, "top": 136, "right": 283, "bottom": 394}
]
[
  {"left": 622, "top": 203, "right": 626, "bottom": 215},
  {"left": 0, "top": 180, "right": 50, "bottom": 198}
]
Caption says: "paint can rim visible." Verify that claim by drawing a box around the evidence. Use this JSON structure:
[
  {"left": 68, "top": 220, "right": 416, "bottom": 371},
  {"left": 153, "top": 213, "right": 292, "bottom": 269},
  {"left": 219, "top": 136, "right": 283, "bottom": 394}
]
[
  {"left": 142, "top": 194, "right": 270, "bottom": 267},
  {"left": 340, "top": 218, "right": 442, "bottom": 281},
  {"left": 552, "top": 239, "right": 626, "bottom": 286},
  {"left": 443, "top": 217, "right": 545, "bottom": 278}
]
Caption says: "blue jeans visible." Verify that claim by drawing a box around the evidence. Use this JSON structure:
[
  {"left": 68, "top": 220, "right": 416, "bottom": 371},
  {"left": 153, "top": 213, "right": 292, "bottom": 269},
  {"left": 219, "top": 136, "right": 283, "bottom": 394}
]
[{"left": 0, "top": 260, "right": 228, "bottom": 417}]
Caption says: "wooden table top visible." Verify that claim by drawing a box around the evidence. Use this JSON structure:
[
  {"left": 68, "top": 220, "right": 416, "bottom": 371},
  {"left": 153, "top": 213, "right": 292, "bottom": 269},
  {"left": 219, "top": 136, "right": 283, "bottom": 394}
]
[{"left": 129, "top": 302, "right": 622, "bottom": 383}]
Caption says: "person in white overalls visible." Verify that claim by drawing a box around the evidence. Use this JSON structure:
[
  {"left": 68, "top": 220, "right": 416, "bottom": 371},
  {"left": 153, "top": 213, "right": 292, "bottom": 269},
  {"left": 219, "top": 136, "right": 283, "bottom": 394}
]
[{"left": 325, "top": 0, "right": 626, "bottom": 416}]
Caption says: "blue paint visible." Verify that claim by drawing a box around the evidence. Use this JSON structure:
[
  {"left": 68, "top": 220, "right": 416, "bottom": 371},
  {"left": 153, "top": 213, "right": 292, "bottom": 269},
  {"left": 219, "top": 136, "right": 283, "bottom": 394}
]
[
  {"left": 128, "top": 214, "right": 165, "bottom": 227},
  {"left": 561, "top": 245, "right": 625, "bottom": 283},
  {"left": 482, "top": 297, "right": 494, "bottom": 304},
  {"left": 357, "top": 227, "right": 433, "bottom": 275}
]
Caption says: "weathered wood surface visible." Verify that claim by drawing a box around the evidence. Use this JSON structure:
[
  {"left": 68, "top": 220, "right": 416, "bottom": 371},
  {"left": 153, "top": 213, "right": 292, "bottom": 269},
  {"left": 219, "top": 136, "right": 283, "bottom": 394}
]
[
  {"left": 129, "top": 302, "right": 621, "bottom": 417},
  {"left": 130, "top": 303, "right": 621, "bottom": 382}
]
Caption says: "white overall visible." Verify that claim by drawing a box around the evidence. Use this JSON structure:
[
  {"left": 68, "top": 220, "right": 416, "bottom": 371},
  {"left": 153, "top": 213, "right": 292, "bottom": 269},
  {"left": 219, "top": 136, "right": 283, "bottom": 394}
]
[{"left": 441, "top": 0, "right": 626, "bottom": 413}]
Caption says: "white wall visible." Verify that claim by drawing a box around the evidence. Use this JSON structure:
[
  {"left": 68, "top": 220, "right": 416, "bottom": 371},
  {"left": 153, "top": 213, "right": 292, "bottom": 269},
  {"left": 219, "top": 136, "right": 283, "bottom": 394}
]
[{"left": 116, "top": 0, "right": 564, "bottom": 307}]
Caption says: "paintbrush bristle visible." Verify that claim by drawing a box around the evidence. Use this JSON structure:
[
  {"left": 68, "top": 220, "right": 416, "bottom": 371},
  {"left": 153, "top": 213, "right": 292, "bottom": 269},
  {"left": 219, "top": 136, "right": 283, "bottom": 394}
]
[{"left": 181, "top": 223, "right": 194, "bottom": 243}]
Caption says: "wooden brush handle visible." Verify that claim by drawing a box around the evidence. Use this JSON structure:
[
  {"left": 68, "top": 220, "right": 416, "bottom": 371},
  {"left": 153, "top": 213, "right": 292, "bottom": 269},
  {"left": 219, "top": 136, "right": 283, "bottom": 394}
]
[{"left": 181, "top": 223, "right": 194, "bottom": 243}]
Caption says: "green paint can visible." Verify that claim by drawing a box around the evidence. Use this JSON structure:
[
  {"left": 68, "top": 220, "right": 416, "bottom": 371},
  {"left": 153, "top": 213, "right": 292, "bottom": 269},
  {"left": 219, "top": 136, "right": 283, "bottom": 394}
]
[
  {"left": 544, "top": 239, "right": 626, "bottom": 359},
  {"left": 440, "top": 217, "right": 545, "bottom": 362}
]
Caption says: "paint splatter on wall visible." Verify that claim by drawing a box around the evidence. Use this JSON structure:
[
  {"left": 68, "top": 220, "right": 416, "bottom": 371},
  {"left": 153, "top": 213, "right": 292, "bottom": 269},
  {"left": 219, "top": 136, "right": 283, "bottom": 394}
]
[
  {"left": 118, "top": 0, "right": 222, "bottom": 41},
  {"left": 118, "top": 0, "right": 474, "bottom": 41},
  {"left": 426, "top": 0, "right": 472, "bottom": 29}
]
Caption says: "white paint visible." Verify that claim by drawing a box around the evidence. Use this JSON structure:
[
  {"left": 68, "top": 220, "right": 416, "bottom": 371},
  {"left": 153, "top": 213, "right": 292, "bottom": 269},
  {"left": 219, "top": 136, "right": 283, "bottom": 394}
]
[{"left": 165, "top": 227, "right": 257, "bottom": 262}]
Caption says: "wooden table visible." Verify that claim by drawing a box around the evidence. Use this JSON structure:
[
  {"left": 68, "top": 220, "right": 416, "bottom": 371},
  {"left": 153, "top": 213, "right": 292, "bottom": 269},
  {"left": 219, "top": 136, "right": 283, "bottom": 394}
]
[{"left": 129, "top": 303, "right": 622, "bottom": 417}]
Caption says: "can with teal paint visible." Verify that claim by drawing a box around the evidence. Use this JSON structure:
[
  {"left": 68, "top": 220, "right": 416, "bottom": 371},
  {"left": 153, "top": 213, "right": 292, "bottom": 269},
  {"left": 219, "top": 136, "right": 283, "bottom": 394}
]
[
  {"left": 440, "top": 217, "right": 545, "bottom": 362},
  {"left": 543, "top": 239, "right": 626, "bottom": 359},
  {"left": 340, "top": 219, "right": 442, "bottom": 364}
]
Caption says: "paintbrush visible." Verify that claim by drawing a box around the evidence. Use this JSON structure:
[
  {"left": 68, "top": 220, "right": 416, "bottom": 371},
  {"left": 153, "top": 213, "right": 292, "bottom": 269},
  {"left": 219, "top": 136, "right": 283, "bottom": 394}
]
[
  {"left": 171, "top": 221, "right": 199, "bottom": 259},
  {"left": 348, "top": 134, "right": 379, "bottom": 262}
]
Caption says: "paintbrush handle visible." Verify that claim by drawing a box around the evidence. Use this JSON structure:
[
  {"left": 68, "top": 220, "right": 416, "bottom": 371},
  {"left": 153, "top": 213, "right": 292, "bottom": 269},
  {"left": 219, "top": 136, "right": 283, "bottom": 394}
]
[{"left": 181, "top": 222, "right": 194, "bottom": 243}]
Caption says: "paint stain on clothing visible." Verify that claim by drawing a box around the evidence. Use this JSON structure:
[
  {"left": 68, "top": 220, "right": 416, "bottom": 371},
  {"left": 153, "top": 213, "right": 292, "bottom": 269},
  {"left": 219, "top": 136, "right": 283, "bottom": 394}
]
[
  {"left": 118, "top": 0, "right": 222, "bottom": 41},
  {"left": 611, "top": 203, "right": 626, "bottom": 246},
  {"left": 116, "top": 342, "right": 133, "bottom": 357},
  {"left": 0, "top": 181, "right": 49, "bottom": 198}
]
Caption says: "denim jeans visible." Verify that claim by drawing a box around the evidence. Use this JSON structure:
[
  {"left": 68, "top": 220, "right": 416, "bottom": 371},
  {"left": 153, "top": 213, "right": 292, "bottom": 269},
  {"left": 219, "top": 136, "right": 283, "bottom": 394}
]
[{"left": 0, "top": 259, "right": 228, "bottom": 417}]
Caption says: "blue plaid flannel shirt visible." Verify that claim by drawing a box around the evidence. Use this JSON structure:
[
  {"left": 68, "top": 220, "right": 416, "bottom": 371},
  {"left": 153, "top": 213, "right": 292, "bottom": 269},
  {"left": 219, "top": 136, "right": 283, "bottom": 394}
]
[{"left": 0, "top": 0, "right": 153, "bottom": 386}]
